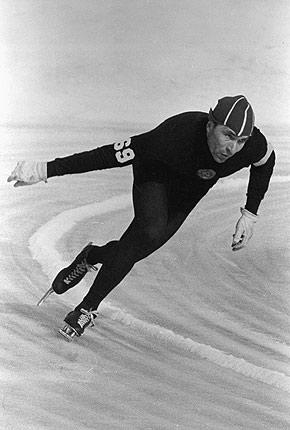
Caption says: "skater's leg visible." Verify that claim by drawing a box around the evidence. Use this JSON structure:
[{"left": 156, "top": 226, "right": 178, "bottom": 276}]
[
  {"left": 50, "top": 239, "right": 118, "bottom": 296},
  {"left": 76, "top": 181, "right": 191, "bottom": 311},
  {"left": 86, "top": 240, "right": 119, "bottom": 265},
  {"left": 86, "top": 181, "right": 168, "bottom": 264}
]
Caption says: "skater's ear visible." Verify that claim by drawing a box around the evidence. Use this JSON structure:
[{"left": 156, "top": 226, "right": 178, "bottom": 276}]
[{"left": 206, "top": 120, "right": 216, "bottom": 133}]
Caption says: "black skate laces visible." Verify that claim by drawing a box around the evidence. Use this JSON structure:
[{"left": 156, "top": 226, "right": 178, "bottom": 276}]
[
  {"left": 63, "top": 259, "right": 97, "bottom": 285},
  {"left": 78, "top": 309, "right": 98, "bottom": 328}
]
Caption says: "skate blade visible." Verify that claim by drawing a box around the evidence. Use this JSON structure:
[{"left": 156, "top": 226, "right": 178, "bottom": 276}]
[
  {"left": 58, "top": 324, "right": 79, "bottom": 342},
  {"left": 37, "top": 287, "right": 54, "bottom": 306}
]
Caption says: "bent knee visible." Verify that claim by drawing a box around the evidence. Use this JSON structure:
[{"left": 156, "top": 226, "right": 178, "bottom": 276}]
[{"left": 141, "top": 223, "right": 167, "bottom": 246}]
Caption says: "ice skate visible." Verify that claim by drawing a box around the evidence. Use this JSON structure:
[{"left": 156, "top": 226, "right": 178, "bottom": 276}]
[
  {"left": 37, "top": 242, "right": 97, "bottom": 306},
  {"left": 58, "top": 308, "right": 98, "bottom": 341},
  {"left": 37, "top": 287, "right": 55, "bottom": 306}
]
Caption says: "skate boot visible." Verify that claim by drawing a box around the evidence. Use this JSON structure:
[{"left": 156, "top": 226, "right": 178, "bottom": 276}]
[
  {"left": 37, "top": 242, "right": 97, "bottom": 306},
  {"left": 59, "top": 308, "right": 98, "bottom": 341}
]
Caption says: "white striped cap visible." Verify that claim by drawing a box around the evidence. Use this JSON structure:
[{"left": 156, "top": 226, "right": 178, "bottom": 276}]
[{"left": 209, "top": 95, "right": 255, "bottom": 136}]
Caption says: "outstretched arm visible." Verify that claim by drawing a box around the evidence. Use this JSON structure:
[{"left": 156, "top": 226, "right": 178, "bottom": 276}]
[
  {"left": 7, "top": 137, "right": 135, "bottom": 187},
  {"left": 48, "top": 137, "right": 135, "bottom": 177}
]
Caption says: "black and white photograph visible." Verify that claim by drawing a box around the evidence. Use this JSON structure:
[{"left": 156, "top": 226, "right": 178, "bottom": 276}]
[{"left": 1, "top": 1, "right": 290, "bottom": 428}]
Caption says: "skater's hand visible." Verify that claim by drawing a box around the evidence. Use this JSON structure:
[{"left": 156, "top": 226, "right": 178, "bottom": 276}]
[
  {"left": 7, "top": 161, "right": 47, "bottom": 187},
  {"left": 232, "top": 208, "right": 258, "bottom": 251}
]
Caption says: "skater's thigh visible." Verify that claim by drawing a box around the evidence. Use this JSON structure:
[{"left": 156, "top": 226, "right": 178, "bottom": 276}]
[
  {"left": 132, "top": 161, "right": 170, "bottom": 223},
  {"left": 133, "top": 182, "right": 192, "bottom": 241},
  {"left": 131, "top": 161, "right": 196, "bottom": 238},
  {"left": 132, "top": 180, "right": 169, "bottom": 226}
]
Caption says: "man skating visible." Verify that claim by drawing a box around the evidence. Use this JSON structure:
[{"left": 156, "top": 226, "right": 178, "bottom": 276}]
[{"left": 8, "top": 95, "right": 275, "bottom": 340}]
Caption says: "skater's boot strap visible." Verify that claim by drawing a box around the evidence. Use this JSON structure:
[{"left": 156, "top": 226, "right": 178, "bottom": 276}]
[{"left": 80, "top": 309, "right": 98, "bottom": 327}]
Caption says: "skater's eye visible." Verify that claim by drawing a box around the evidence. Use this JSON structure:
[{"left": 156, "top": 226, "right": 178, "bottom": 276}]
[{"left": 224, "top": 132, "right": 236, "bottom": 140}]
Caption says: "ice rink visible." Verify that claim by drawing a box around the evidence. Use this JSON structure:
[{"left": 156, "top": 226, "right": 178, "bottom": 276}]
[{"left": 1, "top": 124, "right": 290, "bottom": 429}]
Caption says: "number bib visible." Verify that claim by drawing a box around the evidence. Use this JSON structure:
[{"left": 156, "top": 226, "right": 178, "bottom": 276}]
[{"left": 114, "top": 138, "right": 135, "bottom": 164}]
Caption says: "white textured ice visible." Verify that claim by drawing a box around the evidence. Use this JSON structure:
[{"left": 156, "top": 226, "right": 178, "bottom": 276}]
[{"left": 29, "top": 187, "right": 290, "bottom": 394}]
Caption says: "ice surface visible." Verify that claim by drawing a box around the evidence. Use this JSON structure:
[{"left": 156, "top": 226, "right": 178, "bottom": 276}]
[{"left": 1, "top": 125, "right": 290, "bottom": 429}]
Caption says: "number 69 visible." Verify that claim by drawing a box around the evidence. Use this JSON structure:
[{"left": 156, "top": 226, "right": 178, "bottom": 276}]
[{"left": 114, "top": 138, "right": 135, "bottom": 163}]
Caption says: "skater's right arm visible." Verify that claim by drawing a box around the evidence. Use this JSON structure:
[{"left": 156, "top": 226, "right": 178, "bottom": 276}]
[
  {"left": 7, "top": 138, "right": 136, "bottom": 186},
  {"left": 48, "top": 138, "right": 135, "bottom": 177},
  {"left": 8, "top": 115, "right": 188, "bottom": 185}
]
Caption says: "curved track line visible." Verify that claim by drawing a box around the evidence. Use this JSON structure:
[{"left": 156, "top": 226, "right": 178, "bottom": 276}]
[{"left": 29, "top": 194, "right": 290, "bottom": 394}]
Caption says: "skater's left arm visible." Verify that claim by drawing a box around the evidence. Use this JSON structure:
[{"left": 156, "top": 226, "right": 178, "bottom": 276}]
[{"left": 232, "top": 137, "right": 275, "bottom": 251}]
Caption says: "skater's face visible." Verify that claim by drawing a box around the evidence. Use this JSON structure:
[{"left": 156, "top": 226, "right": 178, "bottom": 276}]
[{"left": 206, "top": 121, "right": 249, "bottom": 163}]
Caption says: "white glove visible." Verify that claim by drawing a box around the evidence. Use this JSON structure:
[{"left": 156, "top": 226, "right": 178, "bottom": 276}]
[
  {"left": 7, "top": 161, "right": 47, "bottom": 187},
  {"left": 232, "top": 208, "right": 258, "bottom": 251}
]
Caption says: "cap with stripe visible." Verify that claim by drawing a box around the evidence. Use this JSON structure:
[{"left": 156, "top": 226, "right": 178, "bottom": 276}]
[{"left": 209, "top": 95, "right": 255, "bottom": 136}]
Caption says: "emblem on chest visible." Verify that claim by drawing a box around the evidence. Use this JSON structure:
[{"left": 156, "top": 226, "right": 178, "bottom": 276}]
[{"left": 196, "top": 169, "right": 216, "bottom": 180}]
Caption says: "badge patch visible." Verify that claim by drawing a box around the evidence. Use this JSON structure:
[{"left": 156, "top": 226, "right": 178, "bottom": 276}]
[{"left": 196, "top": 169, "right": 216, "bottom": 180}]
